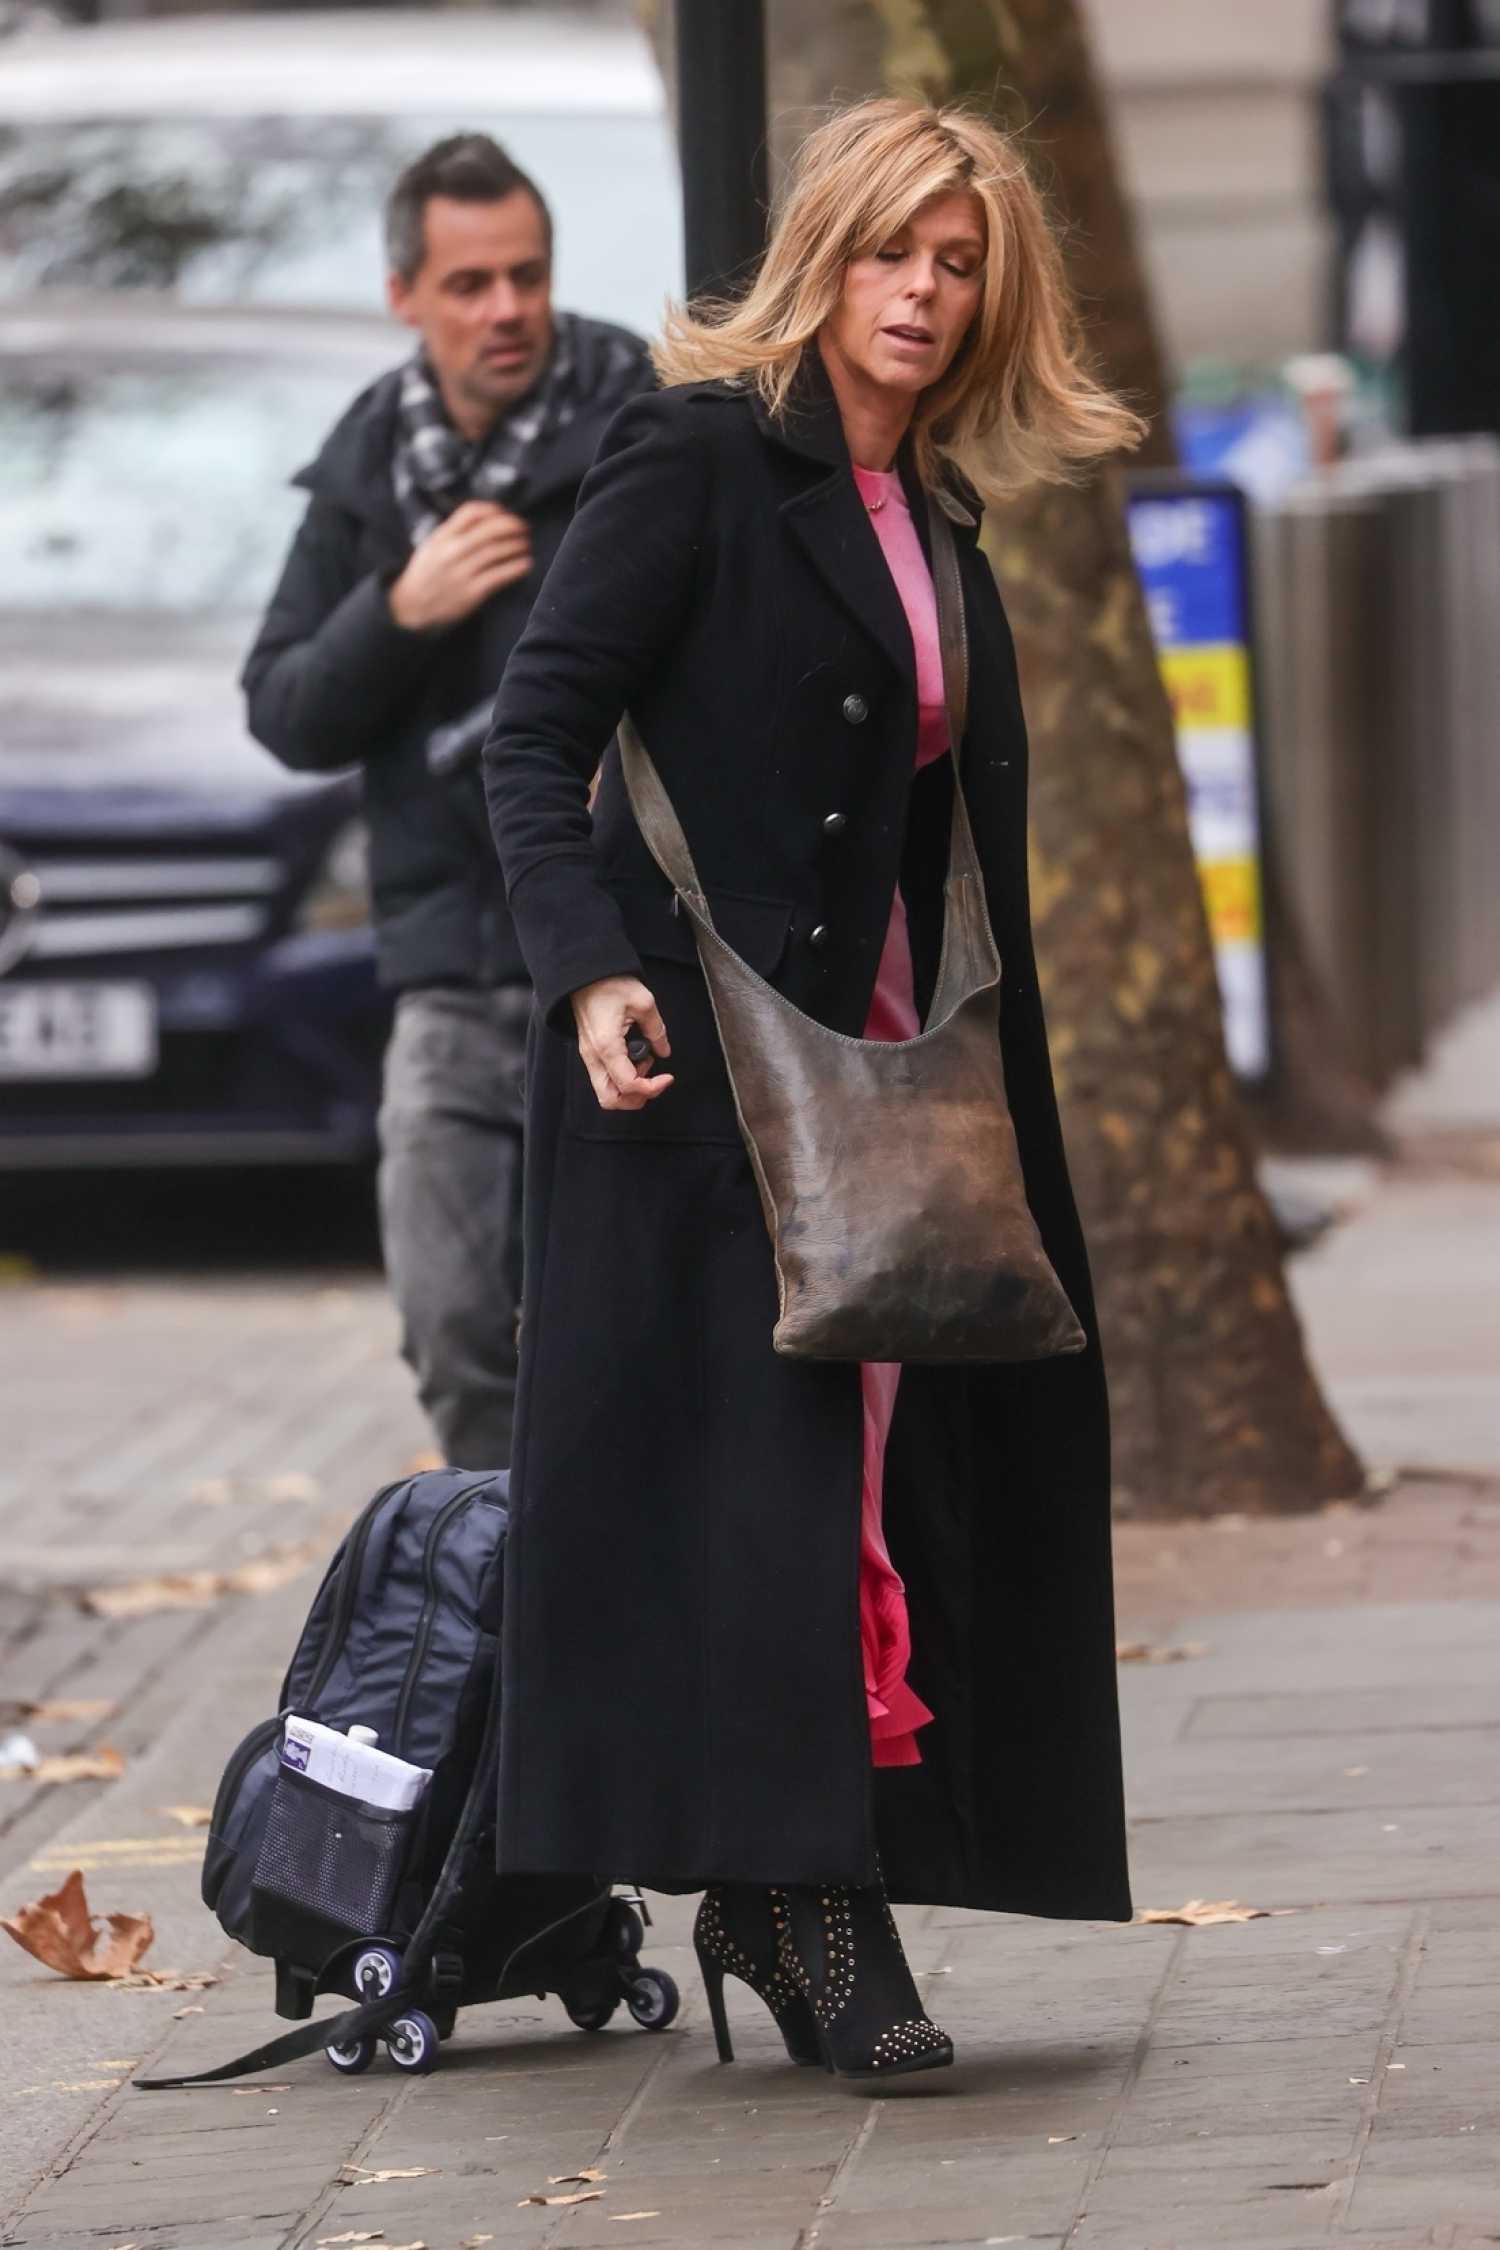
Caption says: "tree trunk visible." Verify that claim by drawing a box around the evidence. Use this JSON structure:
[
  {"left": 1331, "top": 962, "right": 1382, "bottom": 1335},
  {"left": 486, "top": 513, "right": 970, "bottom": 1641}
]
[
  {"left": 988, "top": 471, "right": 1361, "bottom": 1514},
  {"left": 649, "top": 0, "right": 1365, "bottom": 1515}
]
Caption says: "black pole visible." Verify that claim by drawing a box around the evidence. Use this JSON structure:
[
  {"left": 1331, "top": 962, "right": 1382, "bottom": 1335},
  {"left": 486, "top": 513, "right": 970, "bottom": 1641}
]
[{"left": 674, "top": 0, "right": 769, "bottom": 300}]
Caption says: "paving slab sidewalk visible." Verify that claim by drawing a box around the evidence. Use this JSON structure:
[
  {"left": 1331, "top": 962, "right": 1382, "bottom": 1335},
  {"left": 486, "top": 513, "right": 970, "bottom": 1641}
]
[
  {"left": 8, "top": 1487, "right": 1498, "bottom": 2250},
  {"left": 3, "top": 996, "right": 1500, "bottom": 2249}
]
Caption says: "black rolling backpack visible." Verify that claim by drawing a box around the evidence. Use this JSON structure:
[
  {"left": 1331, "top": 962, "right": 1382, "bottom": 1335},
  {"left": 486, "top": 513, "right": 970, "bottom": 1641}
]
[{"left": 137, "top": 1468, "right": 677, "bottom": 2089}]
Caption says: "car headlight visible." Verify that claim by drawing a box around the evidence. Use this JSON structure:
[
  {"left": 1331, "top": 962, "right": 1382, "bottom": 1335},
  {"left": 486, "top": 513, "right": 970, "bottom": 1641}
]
[{"left": 296, "top": 817, "right": 370, "bottom": 934}]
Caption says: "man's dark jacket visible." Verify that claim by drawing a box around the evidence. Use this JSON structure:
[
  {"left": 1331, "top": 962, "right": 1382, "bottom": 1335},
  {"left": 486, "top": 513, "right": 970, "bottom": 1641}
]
[{"left": 242, "top": 314, "right": 653, "bottom": 991}]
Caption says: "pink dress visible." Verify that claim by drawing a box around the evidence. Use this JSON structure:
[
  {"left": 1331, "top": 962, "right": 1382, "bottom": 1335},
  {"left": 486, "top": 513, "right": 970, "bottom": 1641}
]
[{"left": 853, "top": 464, "right": 949, "bottom": 1769}]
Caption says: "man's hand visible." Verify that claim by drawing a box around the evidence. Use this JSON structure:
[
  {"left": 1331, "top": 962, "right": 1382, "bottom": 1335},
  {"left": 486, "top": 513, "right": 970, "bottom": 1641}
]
[
  {"left": 388, "top": 500, "right": 533, "bottom": 632},
  {"left": 571, "top": 976, "right": 674, "bottom": 1113}
]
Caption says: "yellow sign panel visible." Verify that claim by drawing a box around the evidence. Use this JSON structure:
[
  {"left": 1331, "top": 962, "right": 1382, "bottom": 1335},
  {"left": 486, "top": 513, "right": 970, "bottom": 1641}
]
[
  {"left": 1159, "top": 645, "right": 1251, "bottom": 733},
  {"left": 1198, "top": 857, "right": 1262, "bottom": 945}
]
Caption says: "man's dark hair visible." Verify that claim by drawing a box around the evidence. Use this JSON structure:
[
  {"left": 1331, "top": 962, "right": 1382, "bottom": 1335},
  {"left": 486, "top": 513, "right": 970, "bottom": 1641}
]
[{"left": 385, "top": 133, "right": 553, "bottom": 282}]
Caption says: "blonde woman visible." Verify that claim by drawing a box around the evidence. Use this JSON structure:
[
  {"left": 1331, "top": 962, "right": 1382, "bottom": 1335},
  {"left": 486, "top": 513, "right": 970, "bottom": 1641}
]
[{"left": 483, "top": 98, "right": 1143, "bottom": 2080}]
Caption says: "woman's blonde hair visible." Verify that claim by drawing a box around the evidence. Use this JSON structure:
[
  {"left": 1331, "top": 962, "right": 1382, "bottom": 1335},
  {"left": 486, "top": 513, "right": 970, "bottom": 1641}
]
[{"left": 654, "top": 97, "right": 1145, "bottom": 501}]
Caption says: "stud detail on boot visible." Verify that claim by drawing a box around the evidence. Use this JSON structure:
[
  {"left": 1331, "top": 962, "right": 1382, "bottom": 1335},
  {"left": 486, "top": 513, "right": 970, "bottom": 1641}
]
[
  {"left": 869, "top": 2017, "right": 954, "bottom": 2069},
  {"left": 693, "top": 1885, "right": 822, "bottom": 2066},
  {"left": 779, "top": 1877, "right": 954, "bottom": 2080}
]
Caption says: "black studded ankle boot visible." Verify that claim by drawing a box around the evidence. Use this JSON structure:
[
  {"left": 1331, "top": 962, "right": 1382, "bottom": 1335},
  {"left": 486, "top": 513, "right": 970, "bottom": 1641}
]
[
  {"left": 778, "top": 1875, "right": 954, "bottom": 2080},
  {"left": 693, "top": 1884, "right": 823, "bottom": 2066}
]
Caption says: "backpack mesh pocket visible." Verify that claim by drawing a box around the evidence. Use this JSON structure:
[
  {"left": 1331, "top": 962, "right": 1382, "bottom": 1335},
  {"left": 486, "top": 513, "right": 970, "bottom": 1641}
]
[{"left": 251, "top": 1765, "right": 415, "bottom": 1957}]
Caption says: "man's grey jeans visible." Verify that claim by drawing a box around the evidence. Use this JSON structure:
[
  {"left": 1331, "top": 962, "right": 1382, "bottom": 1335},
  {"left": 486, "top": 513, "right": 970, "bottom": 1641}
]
[{"left": 377, "top": 984, "right": 531, "bottom": 1470}]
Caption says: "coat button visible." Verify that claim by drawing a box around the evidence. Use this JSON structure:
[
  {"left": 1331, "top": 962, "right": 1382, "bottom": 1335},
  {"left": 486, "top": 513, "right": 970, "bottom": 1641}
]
[
  {"left": 808, "top": 924, "right": 831, "bottom": 949},
  {"left": 821, "top": 812, "right": 847, "bottom": 836},
  {"left": 841, "top": 693, "right": 868, "bottom": 724}
]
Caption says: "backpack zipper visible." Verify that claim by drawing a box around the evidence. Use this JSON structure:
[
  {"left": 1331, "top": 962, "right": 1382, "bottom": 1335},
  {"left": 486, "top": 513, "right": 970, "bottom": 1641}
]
[
  {"left": 391, "top": 1479, "right": 495, "bottom": 1753},
  {"left": 281, "top": 1476, "right": 403, "bottom": 1715}
]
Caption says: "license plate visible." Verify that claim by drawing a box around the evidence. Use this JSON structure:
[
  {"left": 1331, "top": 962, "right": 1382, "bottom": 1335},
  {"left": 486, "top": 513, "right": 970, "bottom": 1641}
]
[{"left": 0, "top": 982, "right": 157, "bottom": 1079}]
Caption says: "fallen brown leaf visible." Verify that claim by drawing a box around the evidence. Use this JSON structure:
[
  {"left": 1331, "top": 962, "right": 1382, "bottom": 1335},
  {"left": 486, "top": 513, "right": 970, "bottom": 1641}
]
[
  {"left": 19, "top": 1699, "right": 117, "bottom": 1724},
  {"left": 346, "top": 2168, "right": 436, "bottom": 2186},
  {"left": 315, "top": 2234, "right": 385, "bottom": 2246},
  {"left": 229, "top": 2084, "right": 292, "bottom": 2094},
  {"left": 223, "top": 1546, "right": 325, "bottom": 1597},
  {"left": 158, "top": 1805, "right": 212, "bottom": 1829},
  {"left": 549, "top": 2169, "right": 607, "bottom": 2185},
  {"left": 1137, "top": 1899, "right": 1272, "bottom": 1928},
  {"left": 265, "top": 1471, "right": 322, "bottom": 1503},
  {"left": 2, "top": 1869, "right": 153, "bottom": 1979},
  {"left": 1, "top": 1748, "right": 125, "bottom": 1786},
  {"left": 1116, "top": 1640, "right": 1209, "bottom": 1665},
  {"left": 459, "top": 2237, "right": 495, "bottom": 2248},
  {"left": 111, "top": 1969, "right": 219, "bottom": 1993},
  {"left": 82, "top": 1544, "right": 324, "bottom": 1619},
  {"left": 609, "top": 2220, "right": 662, "bottom": 2227},
  {"left": 520, "top": 2191, "right": 603, "bottom": 2208},
  {"left": 172, "top": 2004, "right": 206, "bottom": 2019},
  {"left": 82, "top": 1573, "right": 221, "bottom": 1620}
]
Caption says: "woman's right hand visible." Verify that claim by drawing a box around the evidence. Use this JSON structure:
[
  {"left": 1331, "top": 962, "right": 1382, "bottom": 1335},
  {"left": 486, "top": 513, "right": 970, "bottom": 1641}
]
[{"left": 571, "top": 976, "right": 674, "bottom": 1112}]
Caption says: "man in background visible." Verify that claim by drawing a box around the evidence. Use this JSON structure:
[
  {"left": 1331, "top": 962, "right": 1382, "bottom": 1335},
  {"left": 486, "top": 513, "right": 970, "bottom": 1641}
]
[{"left": 245, "top": 134, "right": 652, "bottom": 1467}]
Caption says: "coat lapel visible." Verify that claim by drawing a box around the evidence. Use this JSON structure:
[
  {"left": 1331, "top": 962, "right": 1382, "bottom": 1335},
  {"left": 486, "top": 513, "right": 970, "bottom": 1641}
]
[{"left": 750, "top": 369, "right": 917, "bottom": 701}]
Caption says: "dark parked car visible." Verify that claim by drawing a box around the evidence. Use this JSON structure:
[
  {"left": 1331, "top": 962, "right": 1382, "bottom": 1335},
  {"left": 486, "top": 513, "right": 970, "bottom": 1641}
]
[{"left": 0, "top": 306, "right": 395, "bottom": 1166}]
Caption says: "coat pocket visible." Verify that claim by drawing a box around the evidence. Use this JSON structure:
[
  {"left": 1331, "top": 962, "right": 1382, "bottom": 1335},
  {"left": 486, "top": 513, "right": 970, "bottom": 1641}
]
[{"left": 564, "top": 880, "right": 792, "bottom": 1147}]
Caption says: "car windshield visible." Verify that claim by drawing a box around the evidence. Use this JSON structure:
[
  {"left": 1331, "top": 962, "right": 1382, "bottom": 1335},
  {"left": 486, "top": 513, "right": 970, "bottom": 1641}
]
[
  {"left": 0, "top": 112, "right": 680, "bottom": 333},
  {"left": 0, "top": 346, "right": 384, "bottom": 612}
]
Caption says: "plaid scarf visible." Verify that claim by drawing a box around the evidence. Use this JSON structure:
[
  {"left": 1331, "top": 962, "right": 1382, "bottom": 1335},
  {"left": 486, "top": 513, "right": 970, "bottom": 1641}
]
[{"left": 392, "top": 311, "right": 619, "bottom": 546}]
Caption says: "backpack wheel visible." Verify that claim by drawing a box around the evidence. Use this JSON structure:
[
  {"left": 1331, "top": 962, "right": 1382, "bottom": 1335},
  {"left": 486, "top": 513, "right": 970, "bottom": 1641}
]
[
  {"left": 565, "top": 1994, "right": 620, "bottom": 2032},
  {"left": 607, "top": 1899, "right": 645, "bottom": 1962},
  {"left": 325, "top": 2034, "right": 377, "bottom": 2075},
  {"left": 624, "top": 1968, "right": 680, "bottom": 2031},
  {"left": 385, "top": 2007, "right": 440, "bottom": 2074},
  {"left": 350, "top": 1944, "right": 403, "bottom": 2001}
]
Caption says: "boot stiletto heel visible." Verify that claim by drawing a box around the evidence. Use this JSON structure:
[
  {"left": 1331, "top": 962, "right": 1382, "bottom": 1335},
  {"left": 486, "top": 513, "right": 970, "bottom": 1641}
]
[
  {"left": 692, "top": 1885, "right": 823, "bottom": 2066},
  {"left": 780, "top": 1875, "right": 954, "bottom": 2081}
]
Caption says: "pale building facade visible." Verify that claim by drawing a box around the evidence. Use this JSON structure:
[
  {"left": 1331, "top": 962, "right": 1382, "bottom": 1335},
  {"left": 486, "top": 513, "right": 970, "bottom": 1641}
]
[{"left": 1082, "top": 0, "right": 1334, "bottom": 366}]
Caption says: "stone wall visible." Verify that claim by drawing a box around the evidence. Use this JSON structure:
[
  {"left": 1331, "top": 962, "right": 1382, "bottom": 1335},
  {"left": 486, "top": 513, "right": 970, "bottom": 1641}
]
[{"left": 1081, "top": 0, "right": 1332, "bottom": 366}]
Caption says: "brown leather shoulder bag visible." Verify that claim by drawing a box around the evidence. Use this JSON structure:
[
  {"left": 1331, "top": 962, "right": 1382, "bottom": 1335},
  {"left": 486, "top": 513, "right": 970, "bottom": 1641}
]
[{"left": 618, "top": 495, "right": 1085, "bottom": 1366}]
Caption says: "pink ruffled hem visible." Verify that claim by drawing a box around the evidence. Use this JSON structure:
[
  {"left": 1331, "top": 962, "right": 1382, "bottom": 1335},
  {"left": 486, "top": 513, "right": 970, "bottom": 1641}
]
[
  {"left": 857, "top": 885, "right": 939, "bottom": 1769},
  {"left": 853, "top": 483, "right": 951, "bottom": 1769},
  {"left": 859, "top": 1357, "right": 935, "bottom": 1768}
]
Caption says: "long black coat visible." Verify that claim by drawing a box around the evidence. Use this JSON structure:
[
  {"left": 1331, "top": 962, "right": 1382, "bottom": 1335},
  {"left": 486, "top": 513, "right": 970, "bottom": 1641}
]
[{"left": 483, "top": 367, "right": 1131, "bottom": 1919}]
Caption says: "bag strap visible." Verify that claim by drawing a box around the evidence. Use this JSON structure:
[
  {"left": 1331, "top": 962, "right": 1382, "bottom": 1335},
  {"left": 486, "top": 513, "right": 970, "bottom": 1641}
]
[
  {"left": 619, "top": 480, "right": 986, "bottom": 954},
  {"left": 926, "top": 491, "right": 970, "bottom": 758},
  {"left": 617, "top": 711, "right": 712, "bottom": 923}
]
